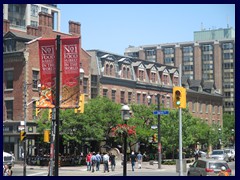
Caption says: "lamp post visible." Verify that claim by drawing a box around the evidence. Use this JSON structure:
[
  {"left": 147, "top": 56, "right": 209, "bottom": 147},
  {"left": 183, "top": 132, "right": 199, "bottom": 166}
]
[
  {"left": 121, "top": 103, "right": 130, "bottom": 176},
  {"left": 218, "top": 128, "right": 222, "bottom": 149}
]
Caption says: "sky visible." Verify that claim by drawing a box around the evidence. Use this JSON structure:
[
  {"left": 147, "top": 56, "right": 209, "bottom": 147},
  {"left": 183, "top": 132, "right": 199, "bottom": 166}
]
[{"left": 57, "top": 4, "right": 235, "bottom": 55}]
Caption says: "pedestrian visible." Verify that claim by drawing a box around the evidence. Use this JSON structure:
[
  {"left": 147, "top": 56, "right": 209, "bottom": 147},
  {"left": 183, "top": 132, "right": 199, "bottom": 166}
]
[
  {"left": 109, "top": 153, "right": 116, "bottom": 171},
  {"left": 218, "top": 166, "right": 229, "bottom": 176},
  {"left": 130, "top": 151, "right": 137, "bottom": 171},
  {"left": 137, "top": 152, "right": 143, "bottom": 169},
  {"left": 194, "top": 149, "right": 199, "bottom": 160},
  {"left": 95, "top": 152, "right": 102, "bottom": 171},
  {"left": 102, "top": 152, "right": 110, "bottom": 173},
  {"left": 91, "top": 152, "right": 97, "bottom": 172},
  {"left": 3, "top": 164, "right": 12, "bottom": 176},
  {"left": 86, "top": 152, "right": 92, "bottom": 171}
]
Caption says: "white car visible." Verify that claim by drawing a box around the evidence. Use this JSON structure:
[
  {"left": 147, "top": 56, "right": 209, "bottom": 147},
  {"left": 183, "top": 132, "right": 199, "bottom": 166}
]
[
  {"left": 3, "top": 152, "right": 14, "bottom": 166},
  {"left": 224, "top": 149, "right": 235, "bottom": 161}
]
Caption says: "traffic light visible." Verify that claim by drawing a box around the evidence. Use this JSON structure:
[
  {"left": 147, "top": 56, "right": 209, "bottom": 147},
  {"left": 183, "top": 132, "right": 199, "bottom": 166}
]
[
  {"left": 36, "top": 101, "right": 41, "bottom": 116},
  {"left": 74, "top": 94, "right": 85, "bottom": 113},
  {"left": 152, "top": 134, "right": 157, "bottom": 143},
  {"left": 20, "top": 130, "right": 26, "bottom": 142},
  {"left": 48, "top": 109, "right": 52, "bottom": 120},
  {"left": 173, "top": 86, "right": 186, "bottom": 109},
  {"left": 43, "top": 129, "right": 50, "bottom": 143}
]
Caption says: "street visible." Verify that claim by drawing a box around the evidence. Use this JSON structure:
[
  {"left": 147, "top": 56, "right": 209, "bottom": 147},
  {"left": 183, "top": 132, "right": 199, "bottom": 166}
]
[{"left": 12, "top": 160, "right": 235, "bottom": 176}]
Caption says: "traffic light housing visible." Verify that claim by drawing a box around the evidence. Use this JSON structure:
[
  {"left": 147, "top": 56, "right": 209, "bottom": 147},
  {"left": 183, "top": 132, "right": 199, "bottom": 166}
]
[
  {"left": 44, "top": 129, "right": 50, "bottom": 143},
  {"left": 48, "top": 109, "right": 52, "bottom": 120},
  {"left": 74, "top": 94, "right": 85, "bottom": 113},
  {"left": 36, "top": 101, "right": 41, "bottom": 116},
  {"left": 152, "top": 133, "right": 157, "bottom": 143},
  {"left": 20, "top": 130, "right": 26, "bottom": 142},
  {"left": 173, "top": 86, "right": 186, "bottom": 109}
]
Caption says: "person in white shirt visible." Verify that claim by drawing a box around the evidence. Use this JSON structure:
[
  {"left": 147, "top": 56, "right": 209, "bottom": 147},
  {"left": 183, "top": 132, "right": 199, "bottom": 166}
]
[{"left": 102, "top": 152, "right": 110, "bottom": 173}]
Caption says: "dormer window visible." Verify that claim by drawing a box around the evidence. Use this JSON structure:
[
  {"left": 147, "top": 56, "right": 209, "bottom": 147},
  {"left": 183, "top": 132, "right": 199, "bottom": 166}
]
[
  {"left": 110, "top": 64, "right": 114, "bottom": 76},
  {"left": 4, "top": 39, "right": 16, "bottom": 52},
  {"left": 105, "top": 64, "right": 109, "bottom": 75},
  {"left": 139, "top": 70, "right": 144, "bottom": 81},
  {"left": 151, "top": 72, "right": 156, "bottom": 83}
]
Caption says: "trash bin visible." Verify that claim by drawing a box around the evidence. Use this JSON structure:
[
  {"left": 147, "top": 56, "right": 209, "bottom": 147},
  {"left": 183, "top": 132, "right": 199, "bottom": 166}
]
[{"left": 176, "top": 159, "right": 187, "bottom": 172}]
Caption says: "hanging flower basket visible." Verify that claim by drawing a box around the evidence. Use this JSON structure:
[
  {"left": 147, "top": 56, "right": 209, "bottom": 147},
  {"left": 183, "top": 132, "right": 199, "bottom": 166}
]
[{"left": 110, "top": 124, "right": 136, "bottom": 138}]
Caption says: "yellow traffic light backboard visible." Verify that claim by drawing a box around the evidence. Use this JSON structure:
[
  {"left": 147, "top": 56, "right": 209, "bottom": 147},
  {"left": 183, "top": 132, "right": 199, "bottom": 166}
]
[
  {"left": 44, "top": 129, "right": 50, "bottom": 143},
  {"left": 20, "top": 130, "right": 26, "bottom": 142},
  {"left": 173, "top": 86, "right": 186, "bottom": 109},
  {"left": 74, "top": 94, "right": 85, "bottom": 114},
  {"left": 48, "top": 109, "right": 52, "bottom": 120}
]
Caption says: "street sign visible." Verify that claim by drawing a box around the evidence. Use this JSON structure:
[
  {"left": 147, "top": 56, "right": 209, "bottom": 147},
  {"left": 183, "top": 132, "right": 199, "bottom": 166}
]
[
  {"left": 153, "top": 110, "right": 169, "bottom": 115},
  {"left": 151, "top": 125, "right": 157, "bottom": 129}
]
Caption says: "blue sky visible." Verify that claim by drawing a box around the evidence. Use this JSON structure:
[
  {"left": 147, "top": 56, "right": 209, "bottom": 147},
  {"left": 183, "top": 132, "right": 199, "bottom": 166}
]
[{"left": 58, "top": 4, "right": 235, "bottom": 55}]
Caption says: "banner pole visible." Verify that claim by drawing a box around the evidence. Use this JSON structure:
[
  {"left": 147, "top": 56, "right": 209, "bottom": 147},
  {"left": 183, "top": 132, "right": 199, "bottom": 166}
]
[{"left": 54, "top": 35, "right": 61, "bottom": 176}]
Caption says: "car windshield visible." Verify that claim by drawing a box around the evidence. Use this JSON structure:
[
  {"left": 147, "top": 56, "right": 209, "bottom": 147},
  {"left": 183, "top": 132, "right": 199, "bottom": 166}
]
[
  {"left": 212, "top": 151, "right": 224, "bottom": 155},
  {"left": 209, "top": 163, "right": 229, "bottom": 169}
]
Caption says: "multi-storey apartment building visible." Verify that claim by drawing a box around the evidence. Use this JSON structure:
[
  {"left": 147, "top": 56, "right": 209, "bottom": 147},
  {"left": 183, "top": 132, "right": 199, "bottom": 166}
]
[
  {"left": 3, "top": 12, "right": 91, "bottom": 161},
  {"left": 87, "top": 49, "right": 223, "bottom": 125},
  {"left": 3, "top": 4, "right": 61, "bottom": 32},
  {"left": 124, "top": 28, "right": 235, "bottom": 114}
]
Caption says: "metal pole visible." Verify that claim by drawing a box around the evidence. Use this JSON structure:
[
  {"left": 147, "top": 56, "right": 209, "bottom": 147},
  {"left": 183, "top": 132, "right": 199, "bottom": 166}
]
[
  {"left": 157, "top": 94, "right": 161, "bottom": 169},
  {"left": 23, "top": 82, "right": 27, "bottom": 176},
  {"left": 123, "top": 120, "right": 127, "bottom": 176},
  {"left": 178, "top": 64, "right": 183, "bottom": 176},
  {"left": 49, "top": 108, "right": 56, "bottom": 176},
  {"left": 54, "top": 35, "right": 61, "bottom": 176}
]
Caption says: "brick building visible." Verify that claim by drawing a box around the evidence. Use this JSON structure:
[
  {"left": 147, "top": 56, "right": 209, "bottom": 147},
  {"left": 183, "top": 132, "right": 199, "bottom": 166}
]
[
  {"left": 3, "top": 12, "right": 91, "bottom": 160},
  {"left": 124, "top": 29, "right": 235, "bottom": 115}
]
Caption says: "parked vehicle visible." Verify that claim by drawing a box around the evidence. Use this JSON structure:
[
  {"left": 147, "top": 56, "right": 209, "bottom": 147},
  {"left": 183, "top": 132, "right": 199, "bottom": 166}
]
[
  {"left": 224, "top": 148, "right": 235, "bottom": 161},
  {"left": 210, "top": 149, "right": 229, "bottom": 162},
  {"left": 187, "top": 159, "right": 231, "bottom": 176},
  {"left": 3, "top": 152, "right": 14, "bottom": 166}
]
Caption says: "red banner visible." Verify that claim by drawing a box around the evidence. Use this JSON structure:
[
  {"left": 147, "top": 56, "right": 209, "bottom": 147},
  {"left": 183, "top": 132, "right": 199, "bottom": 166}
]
[
  {"left": 60, "top": 37, "right": 80, "bottom": 108},
  {"left": 38, "top": 38, "right": 56, "bottom": 108}
]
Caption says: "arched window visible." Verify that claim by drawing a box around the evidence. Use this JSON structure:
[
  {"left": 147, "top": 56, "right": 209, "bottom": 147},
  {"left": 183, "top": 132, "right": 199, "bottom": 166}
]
[
  {"left": 106, "top": 64, "right": 109, "bottom": 75},
  {"left": 110, "top": 64, "right": 114, "bottom": 76},
  {"left": 123, "top": 67, "right": 126, "bottom": 78},
  {"left": 127, "top": 68, "right": 130, "bottom": 79}
]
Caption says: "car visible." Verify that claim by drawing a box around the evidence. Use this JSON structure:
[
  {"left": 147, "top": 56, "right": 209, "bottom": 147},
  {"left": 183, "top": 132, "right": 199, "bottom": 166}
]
[
  {"left": 187, "top": 159, "right": 232, "bottom": 176},
  {"left": 3, "top": 152, "right": 14, "bottom": 166},
  {"left": 224, "top": 148, "right": 235, "bottom": 161},
  {"left": 210, "top": 149, "right": 229, "bottom": 162}
]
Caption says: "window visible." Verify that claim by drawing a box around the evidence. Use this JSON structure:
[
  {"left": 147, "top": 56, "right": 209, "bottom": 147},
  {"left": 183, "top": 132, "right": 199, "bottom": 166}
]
[
  {"left": 103, "top": 89, "right": 108, "bottom": 98},
  {"left": 164, "top": 47, "right": 174, "bottom": 54},
  {"left": 30, "top": 21, "right": 38, "bottom": 27},
  {"left": 32, "top": 70, "right": 39, "bottom": 89},
  {"left": 151, "top": 72, "right": 156, "bottom": 82},
  {"left": 192, "top": 102, "right": 195, "bottom": 112},
  {"left": 128, "top": 92, "right": 132, "bottom": 104},
  {"left": 222, "top": 42, "right": 233, "bottom": 50},
  {"left": 5, "top": 71, "right": 13, "bottom": 89},
  {"left": 110, "top": 65, "right": 114, "bottom": 76},
  {"left": 212, "top": 105, "right": 215, "bottom": 114},
  {"left": 143, "top": 94, "right": 146, "bottom": 105},
  {"left": 105, "top": 64, "right": 109, "bottom": 75},
  {"left": 120, "top": 91, "right": 125, "bottom": 104},
  {"left": 83, "top": 78, "right": 88, "bottom": 94},
  {"left": 112, "top": 90, "right": 116, "bottom": 102},
  {"left": 163, "top": 75, "right": 168, "bottom": 85},
  {"left": 139, "top": 70, "right": 144, "bottom": 81},
  {"left": 127, "top": 68, "right": 130, "bottom": 79},
  {"left": 164, "top": 57, "right": 174, "bottom": 64},
  {"left": 41, "top": 7, "right": 48, "bottom": 13},
  {"left": 137, "top": 94, "right": 141, "bottom": 104},
  {"left": 32, "top": 101, "right": 37, "bottom": 120},
  {"left": 199, "top": 103, "right": 203, "bottom": 113},
  {"left": 183, "top": 46, "right": 193, "bottom": 53},
  {"left": 4, "top": 39, "right": 16, "bottom": 52},
  {"left": 123, "top": 67, "right": 127, "bottom": 78},
  {"left": 202, "top": 44, "right": 213, "bottom": 51},
  {"left": 166, "top": 97, "right": 170, "bottom": 108},
  {"left": 31, "top": 5, "right": 39, "bottom": 17},
  {"left": 218, "top": 106, "right": 220, "bottom": 114},
  {"left": 206, "top": 104, "right": 209, "bottom": 113},
  {"left": 5, "top": 100, "right": 13, "bottom": 120}
]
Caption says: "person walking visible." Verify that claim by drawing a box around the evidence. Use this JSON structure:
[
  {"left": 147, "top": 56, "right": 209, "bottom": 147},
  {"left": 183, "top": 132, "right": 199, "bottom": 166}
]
[
  {"left": 194, "top": 149, "right": 199, "bottom": 160},
  {"left": 102, "top": 152, "right": 110, "bottom": 173},
  {"left": 130, "top": 151, "right": 137, "bottom": 171},
  {"left": 91, "top": 152, "right": 97, "bottom": 172},
  {"left": 137, "top": 152, "right": 143, "bottom": 169},
  {"left": 86, "top": 152, "right": 92, "bottom": 171},
  {"left": 95, "top": 152, "right": 102, "bottom": 171},
  {"left": 109, "top": 153, "right": 116, "bottom": 171},
  {"left": 3, "top": 164, "right": 12, "bottom": 176},
  {"left": 218, "top": 166, "right": 230, "bottom": 176}
]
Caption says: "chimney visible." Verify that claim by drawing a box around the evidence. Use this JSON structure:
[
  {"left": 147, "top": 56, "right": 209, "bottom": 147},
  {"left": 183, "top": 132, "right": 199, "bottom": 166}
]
[
  {"left": 38, "top": 12, "right": 53, "bottom": 37},
  {"left": 3, "top": 19, "right": 10, "bottom": 33},
  {"left": 27, "top": 25, "right": 39, "bottom": 36},
  {"left": 69, "top": 21, "right": 81, "bottom": 36}
]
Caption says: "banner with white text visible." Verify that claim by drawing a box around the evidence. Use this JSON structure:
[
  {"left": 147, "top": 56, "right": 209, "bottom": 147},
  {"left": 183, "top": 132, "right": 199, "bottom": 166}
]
[
  {"left": 60, "top": 37, "right": 80, "bottom": 108},
  {"left": 38, "top": 38, "right": 56, "bottom": 108}
]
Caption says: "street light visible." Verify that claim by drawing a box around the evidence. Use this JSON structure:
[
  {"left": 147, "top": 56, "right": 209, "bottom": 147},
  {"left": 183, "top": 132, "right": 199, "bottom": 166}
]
[
  {"left": 147, "top": 94, "right": 151, "bottom": 105},
  {"left": 121, "top": 103, "right": 130, "bottom": 176},
  {"left": 218, "top": 128, "right": 222, "bottom": 149}
]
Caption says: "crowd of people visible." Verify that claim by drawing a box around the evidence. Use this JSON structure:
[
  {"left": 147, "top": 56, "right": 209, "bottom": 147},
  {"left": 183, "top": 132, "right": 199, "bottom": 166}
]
[{"left": 84, "top": 151, "right": 143, "bottom": 173}]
